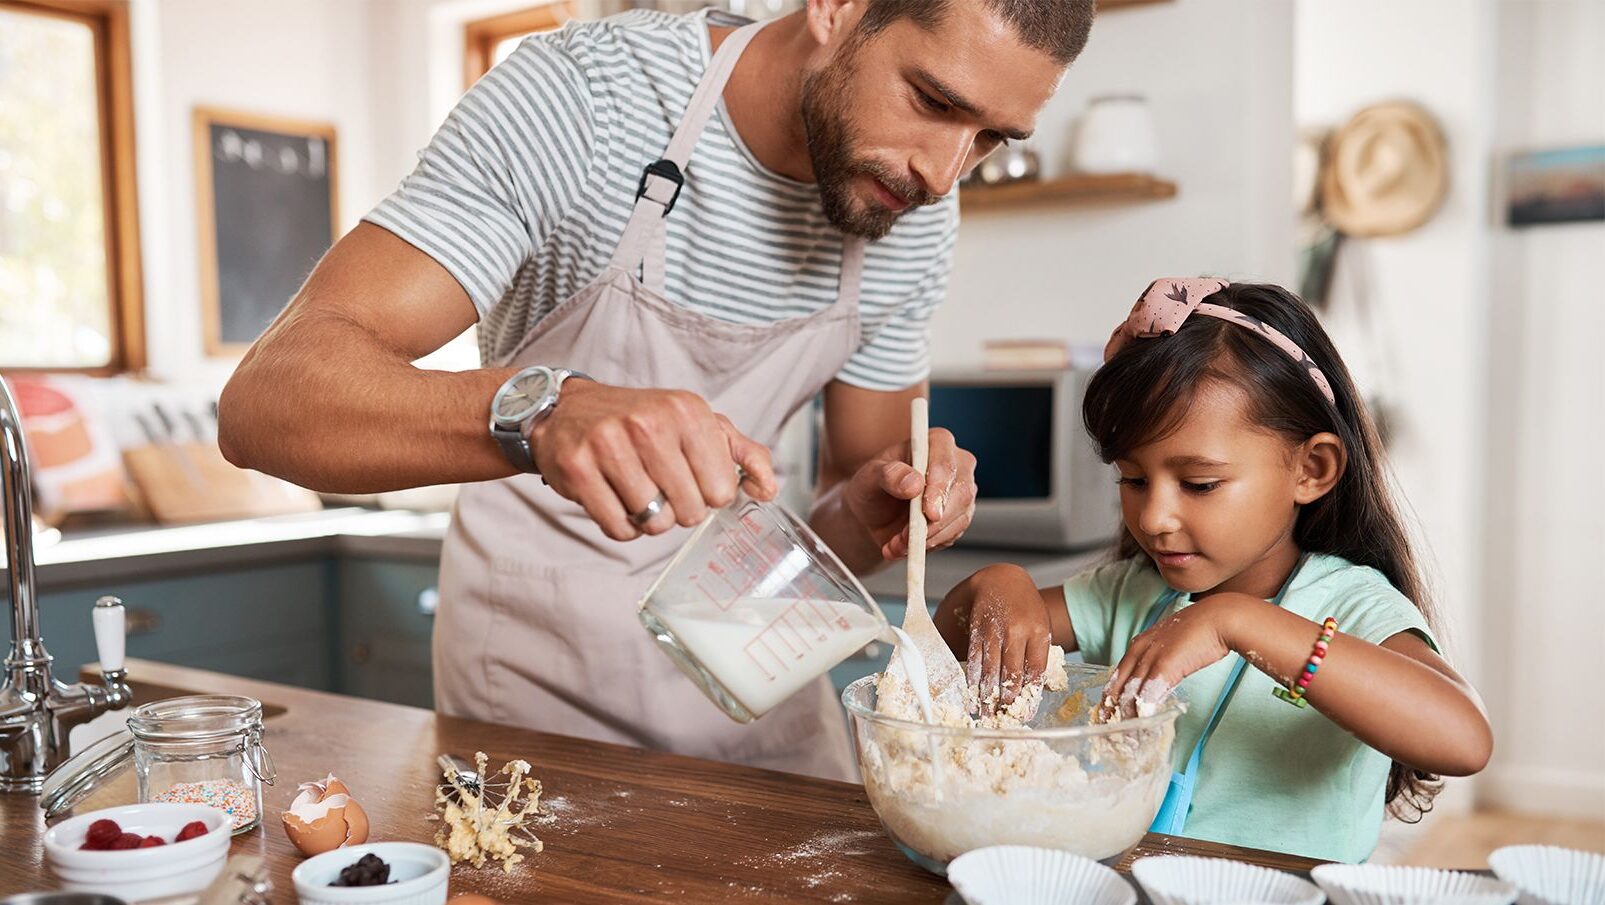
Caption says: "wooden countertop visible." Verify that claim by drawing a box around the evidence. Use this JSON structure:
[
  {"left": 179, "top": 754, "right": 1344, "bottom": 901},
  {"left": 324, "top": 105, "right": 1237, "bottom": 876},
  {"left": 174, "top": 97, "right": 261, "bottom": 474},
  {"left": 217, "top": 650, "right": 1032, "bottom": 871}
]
[{"left": 0, "top": 660, "right": 1324, "bottom": 903}]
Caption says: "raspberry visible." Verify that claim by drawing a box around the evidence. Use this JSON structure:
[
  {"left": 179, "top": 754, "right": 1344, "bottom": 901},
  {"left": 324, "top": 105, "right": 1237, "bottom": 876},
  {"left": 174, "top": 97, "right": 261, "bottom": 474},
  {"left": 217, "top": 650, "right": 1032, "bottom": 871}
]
[
  {"left": 110, "top": 833, "right": 144, "bottom": 850},
  {"left": 174, "top": 821, "right": 209, "bottom": 842},
  {"left": 84, "top": 818, "right": 121, "bottom": 848},
  {"left": 139, "top": 835, "right": 166, "bottom": 847}
]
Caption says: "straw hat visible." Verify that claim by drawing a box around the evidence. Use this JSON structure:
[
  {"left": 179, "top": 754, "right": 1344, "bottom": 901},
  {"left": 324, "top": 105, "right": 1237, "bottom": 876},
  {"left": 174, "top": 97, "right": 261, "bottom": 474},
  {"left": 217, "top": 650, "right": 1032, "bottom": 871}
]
[{"left": 1320, "top": 101, "right": 1448, "bottom": 237}]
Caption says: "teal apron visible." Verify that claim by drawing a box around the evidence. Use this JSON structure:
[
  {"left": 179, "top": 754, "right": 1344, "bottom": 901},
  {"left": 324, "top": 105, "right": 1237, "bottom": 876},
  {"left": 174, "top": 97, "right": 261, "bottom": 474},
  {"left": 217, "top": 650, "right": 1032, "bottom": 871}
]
[{"left": 1142, "top": 555, "right": 1307, "bottom": 835}]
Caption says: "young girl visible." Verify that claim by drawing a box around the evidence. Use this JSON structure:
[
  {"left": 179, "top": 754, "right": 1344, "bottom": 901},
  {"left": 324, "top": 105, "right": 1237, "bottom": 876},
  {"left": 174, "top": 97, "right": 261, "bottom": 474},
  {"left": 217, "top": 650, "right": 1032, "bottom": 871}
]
[{"left": 933, "top": 279, "right": 1492, "bottom": 863}]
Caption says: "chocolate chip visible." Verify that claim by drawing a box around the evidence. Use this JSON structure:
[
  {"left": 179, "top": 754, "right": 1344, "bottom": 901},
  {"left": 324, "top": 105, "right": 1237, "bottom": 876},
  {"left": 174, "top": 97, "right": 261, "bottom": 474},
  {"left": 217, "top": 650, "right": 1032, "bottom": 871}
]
[{"left": 330, "top": 853, "right": 392, "bottom": 887}]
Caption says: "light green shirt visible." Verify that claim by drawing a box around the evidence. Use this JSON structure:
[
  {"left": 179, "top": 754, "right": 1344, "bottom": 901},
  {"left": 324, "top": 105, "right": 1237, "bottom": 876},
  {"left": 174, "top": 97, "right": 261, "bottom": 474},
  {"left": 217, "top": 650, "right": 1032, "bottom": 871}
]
[{"left": 1063, "top": 553, "right": 1437, "bottom": 863}]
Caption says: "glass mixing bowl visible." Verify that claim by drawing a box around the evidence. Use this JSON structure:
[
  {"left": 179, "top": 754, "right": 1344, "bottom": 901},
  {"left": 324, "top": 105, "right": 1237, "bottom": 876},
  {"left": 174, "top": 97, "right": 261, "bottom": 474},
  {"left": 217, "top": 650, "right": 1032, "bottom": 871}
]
[{"left": 842, "top": 663, "right": 1182, "bottom": 875}]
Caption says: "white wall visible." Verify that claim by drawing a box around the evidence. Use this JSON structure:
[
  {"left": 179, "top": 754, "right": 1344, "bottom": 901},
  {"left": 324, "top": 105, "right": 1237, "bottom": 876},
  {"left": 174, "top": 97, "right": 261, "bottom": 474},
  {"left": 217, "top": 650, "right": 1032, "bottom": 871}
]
[
  {"left": 129, "top": 0, "right": 395, "bottom": 385},
  {"left": 1479, "top": 0, "right": 1605, "bottom": 820},
  {"left": 1295, "top": 0, "right": 1498, "bottom": 821},
  {"left": 1295, "top": 0, "right": 1497, "bottom": 639},
  {"left": 932, "top": 0, "right": 1296, "bottom": 368},
  {"left": 1298, "top": 0, "right": 1605, "bottom": 823}
]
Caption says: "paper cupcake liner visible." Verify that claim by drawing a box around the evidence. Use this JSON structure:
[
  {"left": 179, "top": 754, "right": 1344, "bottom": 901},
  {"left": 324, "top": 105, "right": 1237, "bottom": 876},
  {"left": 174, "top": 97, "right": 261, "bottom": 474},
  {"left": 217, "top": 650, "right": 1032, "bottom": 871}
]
[
  {"left": 1489, "top": 844, "right": 1605, "bottom": 905},
  {"left": 1131, "top": 855, "right": 1323, "bottom": 905},
  {"left": 1312, "top": 863, "right": 1518, "bottom": 905},
  {"left": 947, "top": 845, "right": 1137, "bottom": 905}
]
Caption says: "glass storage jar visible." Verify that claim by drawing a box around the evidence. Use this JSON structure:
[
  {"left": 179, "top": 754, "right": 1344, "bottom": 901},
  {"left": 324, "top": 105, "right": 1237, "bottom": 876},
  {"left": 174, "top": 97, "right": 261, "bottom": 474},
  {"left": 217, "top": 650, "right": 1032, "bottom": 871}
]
[
  {"left": 131, "top": 695, "right": 274, "bottom": 833},
  {"left": 41, "top": 694, "right": 275, "bottom": 834}
]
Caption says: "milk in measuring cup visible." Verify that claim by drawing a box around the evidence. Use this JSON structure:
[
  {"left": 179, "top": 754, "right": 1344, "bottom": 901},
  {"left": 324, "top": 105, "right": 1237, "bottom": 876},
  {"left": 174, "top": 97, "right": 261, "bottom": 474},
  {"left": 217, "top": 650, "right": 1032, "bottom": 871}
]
[{"left": 654, "top": 596, "right": 885, "bottom": 717}]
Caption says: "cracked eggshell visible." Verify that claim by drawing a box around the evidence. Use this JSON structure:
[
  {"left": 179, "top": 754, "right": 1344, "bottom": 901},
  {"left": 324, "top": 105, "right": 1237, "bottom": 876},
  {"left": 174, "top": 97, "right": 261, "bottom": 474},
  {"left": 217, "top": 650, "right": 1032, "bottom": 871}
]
[{"left": 282, "top": 774, "right": 370, "bottom": 857}]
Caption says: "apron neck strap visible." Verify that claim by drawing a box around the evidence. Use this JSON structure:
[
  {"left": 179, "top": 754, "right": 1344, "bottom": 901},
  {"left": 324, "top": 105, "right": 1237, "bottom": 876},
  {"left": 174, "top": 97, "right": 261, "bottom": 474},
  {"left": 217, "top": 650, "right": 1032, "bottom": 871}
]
[
  {"left": 662, "top": 19, "right": 766, "bottom": 173},
  {"left": 609, "top": 19, "right": 768, "bottom": 277},
  {"left": 836, "top": 236, "right": 866, "bottom": 312},
  {"left": 1145, "top": 553, "right": 1311, "bottom": 829}
]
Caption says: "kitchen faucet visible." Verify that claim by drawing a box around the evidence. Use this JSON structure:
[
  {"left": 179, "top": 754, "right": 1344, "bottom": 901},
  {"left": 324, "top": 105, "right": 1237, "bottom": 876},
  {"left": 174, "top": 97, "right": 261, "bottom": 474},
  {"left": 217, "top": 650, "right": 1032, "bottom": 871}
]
[{"left": 0, "top": 374, "right": 132, "bottom": 793}]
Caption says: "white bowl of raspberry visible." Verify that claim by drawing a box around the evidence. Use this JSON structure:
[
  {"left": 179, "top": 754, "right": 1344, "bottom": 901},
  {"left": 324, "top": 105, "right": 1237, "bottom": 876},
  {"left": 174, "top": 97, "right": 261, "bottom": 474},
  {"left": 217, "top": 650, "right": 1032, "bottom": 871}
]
[{"left": 43, "top": 802, "right": 231, "bottom": 898}]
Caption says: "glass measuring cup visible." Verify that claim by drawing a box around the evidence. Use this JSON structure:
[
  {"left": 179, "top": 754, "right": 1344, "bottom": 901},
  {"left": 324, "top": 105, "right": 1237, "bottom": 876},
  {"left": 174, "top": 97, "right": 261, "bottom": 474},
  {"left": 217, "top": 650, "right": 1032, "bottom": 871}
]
[{"left": 639, "top": 492, "right": 889, "bottom": 722}]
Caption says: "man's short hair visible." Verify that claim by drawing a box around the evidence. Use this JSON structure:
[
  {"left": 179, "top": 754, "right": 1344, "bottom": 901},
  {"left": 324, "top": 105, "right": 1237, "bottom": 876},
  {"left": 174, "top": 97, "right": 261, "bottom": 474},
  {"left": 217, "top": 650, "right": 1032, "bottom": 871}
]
[{"left": 857, "top": 0, "right": 1096, "bottom": 66}]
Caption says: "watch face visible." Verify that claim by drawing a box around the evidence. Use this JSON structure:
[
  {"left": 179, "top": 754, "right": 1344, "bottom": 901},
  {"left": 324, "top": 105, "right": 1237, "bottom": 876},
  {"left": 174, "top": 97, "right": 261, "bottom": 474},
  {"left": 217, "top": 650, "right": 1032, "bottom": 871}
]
[{"left": 494, "top": 368, "right": 554, "bottom": 423}]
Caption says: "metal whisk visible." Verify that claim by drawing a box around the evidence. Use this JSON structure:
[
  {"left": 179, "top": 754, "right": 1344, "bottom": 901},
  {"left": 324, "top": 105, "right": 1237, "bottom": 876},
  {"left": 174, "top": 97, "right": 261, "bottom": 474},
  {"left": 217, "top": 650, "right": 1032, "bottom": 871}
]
[{"left": 435, "top": 752, "right": 544, "bottom": 846}]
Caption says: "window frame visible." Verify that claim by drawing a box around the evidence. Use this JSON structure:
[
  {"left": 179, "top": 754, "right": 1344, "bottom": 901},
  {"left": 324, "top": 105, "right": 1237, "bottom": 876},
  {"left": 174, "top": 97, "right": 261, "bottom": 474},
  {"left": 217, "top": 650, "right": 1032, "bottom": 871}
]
[
  {"left": 0, "top": 0, "right": 145, "bottom": 374},
  {"left": 462, "top": 2, "right": 574, "bottom": 89}
]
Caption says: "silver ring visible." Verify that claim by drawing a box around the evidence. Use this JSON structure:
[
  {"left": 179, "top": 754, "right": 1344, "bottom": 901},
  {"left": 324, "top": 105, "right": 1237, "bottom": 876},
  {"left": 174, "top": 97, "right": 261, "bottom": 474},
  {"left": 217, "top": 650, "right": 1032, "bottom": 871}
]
[{"left": 629, "top": 492, "right": 668, "bottom": 528}]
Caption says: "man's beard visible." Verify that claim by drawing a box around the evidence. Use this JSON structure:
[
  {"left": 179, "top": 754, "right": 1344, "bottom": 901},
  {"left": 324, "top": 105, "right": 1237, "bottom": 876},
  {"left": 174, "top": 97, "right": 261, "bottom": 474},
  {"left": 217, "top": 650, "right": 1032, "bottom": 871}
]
[{"left": 799, "top": 53, "right": 934, "bottom": 240}]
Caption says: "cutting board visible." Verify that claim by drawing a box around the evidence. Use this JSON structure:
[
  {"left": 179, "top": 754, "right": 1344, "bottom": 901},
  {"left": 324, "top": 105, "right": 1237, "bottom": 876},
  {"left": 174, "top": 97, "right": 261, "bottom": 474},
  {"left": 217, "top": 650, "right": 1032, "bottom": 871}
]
[{"left": 122, "top": 441, "right": 321, "bottom": 524}]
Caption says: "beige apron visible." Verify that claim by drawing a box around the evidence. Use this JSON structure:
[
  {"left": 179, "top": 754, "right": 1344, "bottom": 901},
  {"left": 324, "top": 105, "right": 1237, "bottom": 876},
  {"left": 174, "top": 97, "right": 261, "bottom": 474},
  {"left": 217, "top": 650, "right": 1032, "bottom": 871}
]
[{"left": 434, "top": 20, "right": 863, "bottom": 781}]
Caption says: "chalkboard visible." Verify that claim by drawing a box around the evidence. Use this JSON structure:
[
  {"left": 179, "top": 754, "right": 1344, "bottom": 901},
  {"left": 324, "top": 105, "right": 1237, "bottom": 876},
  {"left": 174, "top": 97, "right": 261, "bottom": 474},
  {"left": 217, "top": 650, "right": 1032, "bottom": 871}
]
[{"left": 193, "top": 108, "right": 338, "bottom": 354}]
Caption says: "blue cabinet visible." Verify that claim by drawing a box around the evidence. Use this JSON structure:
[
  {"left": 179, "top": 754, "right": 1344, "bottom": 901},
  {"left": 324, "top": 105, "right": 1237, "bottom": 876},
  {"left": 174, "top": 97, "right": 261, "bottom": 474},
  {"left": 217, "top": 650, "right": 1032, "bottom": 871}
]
[
  {"left": 12, "top": 562, "right": 335, "bottom": 690},
  {"left": 3, "top": 556, "right": 443, "bottom": 707},
  {"left": 333, "top": 558, "right": 439, "bottom": 709}
]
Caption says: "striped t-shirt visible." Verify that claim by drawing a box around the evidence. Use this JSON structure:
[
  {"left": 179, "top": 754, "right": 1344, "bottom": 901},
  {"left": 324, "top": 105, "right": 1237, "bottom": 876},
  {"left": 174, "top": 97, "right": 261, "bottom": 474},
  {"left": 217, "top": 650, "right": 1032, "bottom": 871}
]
[{"left": 364, "top": 8, "right": 958, "bottom": 390}]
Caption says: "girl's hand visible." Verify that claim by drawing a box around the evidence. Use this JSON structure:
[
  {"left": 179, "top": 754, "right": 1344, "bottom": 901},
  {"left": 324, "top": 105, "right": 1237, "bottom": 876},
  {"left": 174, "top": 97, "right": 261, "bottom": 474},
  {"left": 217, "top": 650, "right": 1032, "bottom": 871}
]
[
  {"left": 933, "top": 564, "right": 1052, "bottom": 712},
  {"left": 1104, "top": 593, "right": 1250, "bottom": 717}
]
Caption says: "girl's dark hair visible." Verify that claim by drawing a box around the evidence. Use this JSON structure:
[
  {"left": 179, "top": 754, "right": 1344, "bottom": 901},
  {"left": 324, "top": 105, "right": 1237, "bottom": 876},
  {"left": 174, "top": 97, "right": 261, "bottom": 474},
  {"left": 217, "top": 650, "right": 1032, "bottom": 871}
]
[{"left": 1082, "top": 281, "right": 1441, "bottom": 821}]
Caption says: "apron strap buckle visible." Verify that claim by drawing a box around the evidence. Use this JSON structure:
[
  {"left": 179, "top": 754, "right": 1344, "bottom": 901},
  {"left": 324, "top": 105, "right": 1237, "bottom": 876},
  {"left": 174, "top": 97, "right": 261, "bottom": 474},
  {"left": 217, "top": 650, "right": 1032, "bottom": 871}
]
[{"left": 636, "top": 159, "right": 684, "bottom": 215}]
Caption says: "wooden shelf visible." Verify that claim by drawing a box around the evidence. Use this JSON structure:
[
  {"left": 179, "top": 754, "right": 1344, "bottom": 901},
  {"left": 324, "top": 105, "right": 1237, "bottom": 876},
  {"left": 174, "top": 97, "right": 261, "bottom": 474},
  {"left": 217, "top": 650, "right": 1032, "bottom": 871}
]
[{"left": 959, "top": 172, "right": 1178, "bottom": 212}]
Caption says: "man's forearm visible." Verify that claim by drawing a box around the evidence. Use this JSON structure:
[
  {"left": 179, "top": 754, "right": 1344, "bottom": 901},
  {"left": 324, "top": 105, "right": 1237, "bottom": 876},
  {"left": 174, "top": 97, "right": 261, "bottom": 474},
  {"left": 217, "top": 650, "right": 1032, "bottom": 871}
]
[
  {"left": 808, "top": 480, "right": 887, "bottom": 576},
  {"left": 218, "top": 306, "right": 518, "bottom": 494}
]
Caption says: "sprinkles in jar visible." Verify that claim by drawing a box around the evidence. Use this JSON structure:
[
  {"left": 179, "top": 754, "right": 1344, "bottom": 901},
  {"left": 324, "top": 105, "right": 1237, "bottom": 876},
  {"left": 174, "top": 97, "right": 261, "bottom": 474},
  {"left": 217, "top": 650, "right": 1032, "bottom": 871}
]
[
  {"left": 154, "top": 778, "right": 260, "bottom": 829},
  {"left": 130, "top": 696, "right": 275, "bottom": 833}
]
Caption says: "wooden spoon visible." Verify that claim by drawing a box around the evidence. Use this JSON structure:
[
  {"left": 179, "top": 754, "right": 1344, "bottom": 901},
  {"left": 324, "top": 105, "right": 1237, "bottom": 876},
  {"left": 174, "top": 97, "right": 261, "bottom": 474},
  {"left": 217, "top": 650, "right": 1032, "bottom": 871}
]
[{"left": 884, "top": 398, "right": 969, "bottom": 721}]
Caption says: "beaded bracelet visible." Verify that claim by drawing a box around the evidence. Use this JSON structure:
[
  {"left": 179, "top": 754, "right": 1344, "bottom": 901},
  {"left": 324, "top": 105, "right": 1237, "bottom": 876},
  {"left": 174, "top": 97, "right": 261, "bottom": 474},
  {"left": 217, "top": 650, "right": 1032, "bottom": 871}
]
[{"left": 1272, "top": 617, "right": 1337, "bottom": 708}]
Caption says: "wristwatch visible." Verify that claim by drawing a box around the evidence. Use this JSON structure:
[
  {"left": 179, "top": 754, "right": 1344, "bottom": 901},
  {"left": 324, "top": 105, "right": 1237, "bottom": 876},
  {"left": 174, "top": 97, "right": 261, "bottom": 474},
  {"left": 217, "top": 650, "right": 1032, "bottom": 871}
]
[{"left": 489, "top": 365, "right": 590, "bottom": 473}]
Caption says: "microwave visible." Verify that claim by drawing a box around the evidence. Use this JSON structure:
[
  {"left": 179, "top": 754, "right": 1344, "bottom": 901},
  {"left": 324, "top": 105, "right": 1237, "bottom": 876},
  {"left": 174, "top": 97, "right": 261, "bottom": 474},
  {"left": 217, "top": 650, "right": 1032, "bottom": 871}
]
[{"left": 928, "top": 368, "right": 1119, "bottom": 551}]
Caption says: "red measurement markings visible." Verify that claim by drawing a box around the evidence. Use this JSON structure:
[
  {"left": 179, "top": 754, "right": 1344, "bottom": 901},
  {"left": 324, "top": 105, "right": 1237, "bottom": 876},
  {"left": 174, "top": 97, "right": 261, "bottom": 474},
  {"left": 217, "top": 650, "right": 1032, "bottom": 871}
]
[
  {"left": 689, "top": 571, "right": 733, "bottom": 610},
  {"left": 796, "top": 574, "right": 851, "bottom": 629},
  {"left": 705, "top": 519, "right": 795, "bottom": 602},
  {"left": 742, "top": 599, "right": 844, "bottom": 682}
]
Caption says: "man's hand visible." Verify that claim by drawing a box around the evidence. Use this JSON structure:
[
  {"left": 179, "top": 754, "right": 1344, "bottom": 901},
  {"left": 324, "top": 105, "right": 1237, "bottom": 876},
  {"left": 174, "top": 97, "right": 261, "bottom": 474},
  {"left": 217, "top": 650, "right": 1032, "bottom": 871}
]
[
  {"left": 842, "top": 427, "right": 977, "bottom": 561},
  {"left": 529, "top": 381, "right": 777, "bottom": 541}
]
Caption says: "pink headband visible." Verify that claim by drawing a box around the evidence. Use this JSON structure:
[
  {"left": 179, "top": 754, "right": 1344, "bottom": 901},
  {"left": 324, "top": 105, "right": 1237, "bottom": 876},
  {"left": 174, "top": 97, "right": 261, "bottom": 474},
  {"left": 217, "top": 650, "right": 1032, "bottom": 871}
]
[{"left": 1103, "top": 278, "right": 1336, "bottom": 405}]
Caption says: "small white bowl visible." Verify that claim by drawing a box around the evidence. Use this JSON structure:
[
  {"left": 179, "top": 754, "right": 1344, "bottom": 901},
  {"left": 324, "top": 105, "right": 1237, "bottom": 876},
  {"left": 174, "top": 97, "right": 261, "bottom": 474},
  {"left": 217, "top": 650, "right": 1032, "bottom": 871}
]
[
  {"left": 1132, "top": 855, "right": 1324, "bottom": 905},
  {"left": 1489, "top": 845, "right": 1605, "bottom": 905},
  {"left": 947, "top": 845, "right": 1137, "bottom": 905},
  {"left": 1312, "top": 863, "right": 1518, "bottom": 905},
  {"left": 43, "top": 802, "right": 231, "bottom": 899},
  {"left": 292, "top": 842, "right": 450, "bottom": 905}
]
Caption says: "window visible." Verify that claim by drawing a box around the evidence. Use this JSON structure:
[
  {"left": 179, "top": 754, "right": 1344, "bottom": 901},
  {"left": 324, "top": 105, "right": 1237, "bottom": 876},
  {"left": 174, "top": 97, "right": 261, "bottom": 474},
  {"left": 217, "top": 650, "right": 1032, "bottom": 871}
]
[
  {"left": 0, "top": 0, "right": 143, "bottom": 372},
  {"left": 463, "top": 3, "right": 575, "bottom": 89}
]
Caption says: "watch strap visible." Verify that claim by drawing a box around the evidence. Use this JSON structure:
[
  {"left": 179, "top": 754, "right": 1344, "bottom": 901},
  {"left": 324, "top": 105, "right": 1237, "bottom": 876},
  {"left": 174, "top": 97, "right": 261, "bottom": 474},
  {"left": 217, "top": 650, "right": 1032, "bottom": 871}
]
[{"left": 492, "top": 425, "right": 536, "bottom": 472}]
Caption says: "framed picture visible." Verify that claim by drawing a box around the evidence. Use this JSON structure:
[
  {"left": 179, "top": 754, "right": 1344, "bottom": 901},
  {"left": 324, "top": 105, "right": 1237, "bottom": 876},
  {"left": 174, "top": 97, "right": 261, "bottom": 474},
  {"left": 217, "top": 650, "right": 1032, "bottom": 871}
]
[
  {"left": 193, "top": 107, "right": 338, "bottom": 356},
  {"left": 1505, "top": 145, "right": 1605, "bottom": 227}
]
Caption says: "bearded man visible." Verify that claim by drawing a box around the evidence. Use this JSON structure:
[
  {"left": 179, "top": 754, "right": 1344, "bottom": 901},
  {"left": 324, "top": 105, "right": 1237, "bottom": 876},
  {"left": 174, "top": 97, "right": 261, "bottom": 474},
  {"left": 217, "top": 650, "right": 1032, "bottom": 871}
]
[{"left": 218, "top": 0, "right": 1094, "bottom": 778}]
